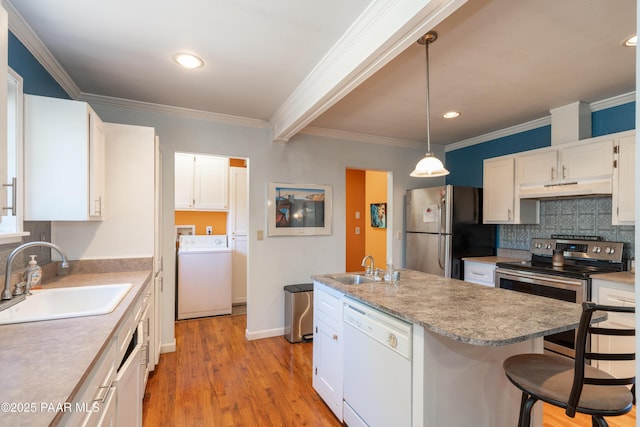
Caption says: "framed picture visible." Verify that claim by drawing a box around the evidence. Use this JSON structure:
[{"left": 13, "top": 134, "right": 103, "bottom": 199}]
[
  {"left": 267, "top": 182, "right": 332, "bottom": 236},
  {"left": 370, "top": 203, "right": 386, "bottom": 228}
]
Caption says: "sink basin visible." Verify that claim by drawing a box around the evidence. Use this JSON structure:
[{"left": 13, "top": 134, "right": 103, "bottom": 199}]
[
  {"left": 330, "top": 274, "right": 376, "bottom": 285},
  {"left": 0, "top": 283, "right": 133, "bottom": 325}
]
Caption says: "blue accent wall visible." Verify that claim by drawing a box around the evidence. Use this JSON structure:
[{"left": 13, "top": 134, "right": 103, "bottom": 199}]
[
  {"left": 8, "top": 32, "right": 69, "bottom": 99},
  {"left": 445, "top": 125, "right": 551, "bottom": 187},
  {"left": 446, "top": 102, "right": 636, "bottom": 188},
  {"left": 592, "top": 102, "right": 635, "bottom": 136}
]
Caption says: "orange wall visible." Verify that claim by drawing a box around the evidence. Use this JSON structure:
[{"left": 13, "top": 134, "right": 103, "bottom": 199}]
[
  {"left": 365, "top": 170, "right": 387, "bottom": 269},
  {"left": 345, "top": 169, "right": 366, "bottom": 271},
  {"left": 175, "top": 211, "right": 228, "bottom": 235}
]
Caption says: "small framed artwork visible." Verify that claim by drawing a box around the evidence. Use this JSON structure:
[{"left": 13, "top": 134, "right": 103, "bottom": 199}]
[
  {"left": 267, "top": 182, "right": 332, "bottom": 236},
  {"left": 370, "top": 203, "right": 386, "bottom": 228}
]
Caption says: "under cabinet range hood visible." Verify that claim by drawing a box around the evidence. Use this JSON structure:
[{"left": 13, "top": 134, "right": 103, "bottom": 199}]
[{"left": 519, "top": 176, "right": 612, "bottom": 199}]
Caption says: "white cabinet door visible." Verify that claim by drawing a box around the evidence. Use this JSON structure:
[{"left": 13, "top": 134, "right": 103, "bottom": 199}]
[
  {"left": 517, "top": 150, "right": 558, "bottom": 184},
  {"left": 194, "top": 155, "right": 229, "bottom": 210},
  {"left": 174, "top": 152, "right": 194, "bottom": 209},
  {"left": 312, "top": 282, "right": 343, "bottom": 421},
  {"left": 24, "top": 95, "right": 106, "bottom": 220},
  {"left": 174, "top": 153, "right": 229, "bottom": 211},
  {"left": 483, "top": 157, "right": 515, "bottom": 223},
  {"left": 561, "top": 139, "right": 614, "bottom": 180},
  {"left": 613, "top": 134, "right": 635, "bottom": 225},
  {"left": 591, "top": 280, "right": 635, "bottom": 380}
]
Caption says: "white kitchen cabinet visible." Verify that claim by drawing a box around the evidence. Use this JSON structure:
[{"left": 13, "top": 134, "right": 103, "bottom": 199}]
[
  {"left": 591, "top": 279, "right": 635, "bottom": 380},
  {"left": 464, "top": 260, "right": 496, "bottom": 287},
  {"left": 483, "top": 156, "right": 538, "bottom": 224},
  {"left": 313, "top": 281, "right": 343, "bottom": 421},
  {"left": 24, "top": 95, "right": 106, "bottom": 220},
  {"left": 58, "top": 337, "right": 117, "bottom": 427},
  {"left": 517, "top": 138, "right": 614, "bottom": 186},
  {"left": 175, "top": 153, "right": 229, "bottom": 211},
  {"left": 612, "top": 132, "right": 635, "bottom": 225}
]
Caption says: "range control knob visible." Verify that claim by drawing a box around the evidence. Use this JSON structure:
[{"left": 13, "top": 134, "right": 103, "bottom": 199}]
[
  {"left": 534, "top": 243, "right": 542, "bottom": 249},
  {"left": 592, "top": 246, "right": 602, "bottom": 254},
  {"left": 545, "top": 243, "right": 553, "bottom": 250},
  {"left": 605, "top": 247, "right": 615, "bottom": 254}
]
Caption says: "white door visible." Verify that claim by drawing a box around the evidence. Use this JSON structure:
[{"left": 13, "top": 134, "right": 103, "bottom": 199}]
[{"left": 228, "top": 166, "right": 248, "bottom": 305}]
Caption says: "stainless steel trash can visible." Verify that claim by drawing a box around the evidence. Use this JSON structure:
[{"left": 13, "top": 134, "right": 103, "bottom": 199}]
[{"left": 284, "top": 283, "right": 314, "bottom": 343}]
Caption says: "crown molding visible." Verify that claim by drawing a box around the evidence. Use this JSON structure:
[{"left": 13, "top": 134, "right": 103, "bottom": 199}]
[
  {"left": 445, "top": 117, "right": 551, "bottom": 152},
  {"left": 589, "top": 91, "right": 635, "bottom": 112},
  {"left": 3, "top": 0, "right": 81, "bottom": 98},
  {"left": 80, "top": 92, "right": 271, "bottom": 128},
  {"left": 445, "top": 91, "right": 637, "bottom": 153},
  {"left": 300, "top": 126, "right": 424, "bottom": 149}
]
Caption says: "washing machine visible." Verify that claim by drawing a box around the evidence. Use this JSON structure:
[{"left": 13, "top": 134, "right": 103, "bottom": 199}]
[{"left": 177, "top": 235, "right": 232, "bottom": 320}]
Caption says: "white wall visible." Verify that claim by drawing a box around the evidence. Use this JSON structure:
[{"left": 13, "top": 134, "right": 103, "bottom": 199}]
[{"left": 90, "top": 102, "right": 445, "bottom": 346}]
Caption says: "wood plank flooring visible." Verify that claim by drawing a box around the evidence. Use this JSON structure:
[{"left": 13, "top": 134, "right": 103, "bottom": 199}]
[{"left": 143, "top": 314, "right": 635, "bottom": 427}]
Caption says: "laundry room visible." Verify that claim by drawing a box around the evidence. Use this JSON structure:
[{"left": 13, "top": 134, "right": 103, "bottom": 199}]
[{"left": 175, "top": 154, "right": 248, "bottom": 320}]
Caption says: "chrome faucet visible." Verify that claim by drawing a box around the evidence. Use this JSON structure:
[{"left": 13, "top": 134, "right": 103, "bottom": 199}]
[
  {"left": 361, "top": 255, "right": 375, "bottom": 277},
  {"left": 1, "top": 241, "right": 70, "bottom": 301}
]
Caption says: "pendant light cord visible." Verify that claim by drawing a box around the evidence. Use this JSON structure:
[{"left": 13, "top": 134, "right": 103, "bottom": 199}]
[{"left": 424, "top": 38, "right": 431, "bottom": 154}]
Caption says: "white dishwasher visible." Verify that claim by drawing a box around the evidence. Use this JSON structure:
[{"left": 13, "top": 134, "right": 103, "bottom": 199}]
[{"left": 343, "top": 298, "right": 412, "bottom": 427}]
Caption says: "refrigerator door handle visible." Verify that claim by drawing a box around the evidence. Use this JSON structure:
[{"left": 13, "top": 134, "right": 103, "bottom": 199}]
[{"left": 437, "top": 203, "right": 444, "bottom": 270}]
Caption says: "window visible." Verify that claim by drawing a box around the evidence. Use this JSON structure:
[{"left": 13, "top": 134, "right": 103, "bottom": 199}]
[{"left": 0, "top": 68, "right": 28, "bottom": 242}]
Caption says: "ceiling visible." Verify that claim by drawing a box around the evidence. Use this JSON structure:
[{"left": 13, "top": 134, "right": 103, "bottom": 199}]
[{"left": 5, "top": 0, "right": 636, "bottom": 149}]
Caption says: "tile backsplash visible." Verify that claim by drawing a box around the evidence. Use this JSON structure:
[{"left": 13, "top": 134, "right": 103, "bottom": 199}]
[{"left": 499, "top": 197, "right": 635, "bottom": 260}]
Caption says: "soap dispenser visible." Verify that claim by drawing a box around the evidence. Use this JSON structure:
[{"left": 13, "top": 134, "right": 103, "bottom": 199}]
[{"left": 25, "top": 254, "right": 42, "bottom": 291}]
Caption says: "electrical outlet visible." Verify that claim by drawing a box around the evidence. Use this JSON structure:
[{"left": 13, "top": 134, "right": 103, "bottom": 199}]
[{"left": 206, "top": 226, "right": 213, "bottom": 235}]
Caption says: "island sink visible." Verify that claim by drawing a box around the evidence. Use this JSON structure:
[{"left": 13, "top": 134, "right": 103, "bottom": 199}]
[
  {"left": 329, "top": 274, "right": 376, "bottom": 285},
  {"left": 0, "top": 283, "right": 133, "bottom": 325}
]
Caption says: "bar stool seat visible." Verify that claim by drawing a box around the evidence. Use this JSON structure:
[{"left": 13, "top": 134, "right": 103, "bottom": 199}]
[
  {"left": 504, "top": 353, "right": 633, "bottom": 415},
  {"left": 503, "top": 302, "right": 635, "bottom": 427}
]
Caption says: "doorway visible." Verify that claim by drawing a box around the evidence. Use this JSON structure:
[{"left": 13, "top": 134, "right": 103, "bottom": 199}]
[
  {"left": 345, "top": 168, "right": 390, "bottom": 272},
  {"left": 174, "top": 153, "right": 249, "bottom": 317}
]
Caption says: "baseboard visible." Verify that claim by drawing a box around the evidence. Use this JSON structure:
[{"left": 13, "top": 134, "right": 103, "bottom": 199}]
[
  {"left": 245, "top": 327, "right": 284, "bottom": 341},
  {"left": 160, "top": 340, "right": 177, "bottom": 353},
  {"left": 232, "top": 298, "right": 247, "bottom": 305}
]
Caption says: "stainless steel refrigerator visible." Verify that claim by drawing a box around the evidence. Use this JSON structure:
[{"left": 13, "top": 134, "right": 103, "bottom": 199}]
[{"left": 405, "top": 185, "right": 496, "bottom": 279}]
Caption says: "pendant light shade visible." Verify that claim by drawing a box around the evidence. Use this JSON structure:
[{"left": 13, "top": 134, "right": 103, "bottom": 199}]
[{"left": 410, "top": 31, "right": 450, "bottom": 178}]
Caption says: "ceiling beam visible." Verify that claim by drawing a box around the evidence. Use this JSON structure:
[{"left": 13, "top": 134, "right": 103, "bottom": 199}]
[{"left": 269, "top": 0, "right": 468, "bottom": 143}]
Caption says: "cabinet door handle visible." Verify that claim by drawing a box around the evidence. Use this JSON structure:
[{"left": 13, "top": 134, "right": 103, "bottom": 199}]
[
  {"left": 551, "top": 167, "right": 556, "bottom": 181},
  {"left": 94, "top": 197, "right": 102, "bottom": 216},
  {"left": 562, "top": 165, "right": 567, "bottom": 179},
  {"left": 332, "top": 334, "right": 338, "bottom": 341},
  {"left": 93, "top": 382, "right": 112, "bottom": 403},
  {"left": 507, "top": 209, "right": 512, "bottom": 221},
  {"left": 2, "top": 177, "right": 16, "bottom": 216}
]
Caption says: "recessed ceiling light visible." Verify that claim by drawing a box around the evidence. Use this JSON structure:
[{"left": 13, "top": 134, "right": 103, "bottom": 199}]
[
  {"left": 623, "top": 34, "right": 637, "bottom": 47},
  {"left": 173, "top": 53, "right": 204, "bottom": 69},
  {"left": 442, "top": 111, "right": 461, "bottom": 119}
]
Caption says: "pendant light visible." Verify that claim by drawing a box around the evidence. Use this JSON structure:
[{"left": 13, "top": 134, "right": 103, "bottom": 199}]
[{"left": 410, "top": 31, "right": 450, "bottom": 178}]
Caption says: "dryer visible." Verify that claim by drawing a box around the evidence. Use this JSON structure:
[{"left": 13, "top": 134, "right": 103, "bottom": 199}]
[{"left": 177, "top": 235, "right": 232, "bottom": 320}]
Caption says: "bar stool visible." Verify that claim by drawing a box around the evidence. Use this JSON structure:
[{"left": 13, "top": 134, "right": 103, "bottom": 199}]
[{"left": 503, "top": 301, "right": 635, "bottom": 427}]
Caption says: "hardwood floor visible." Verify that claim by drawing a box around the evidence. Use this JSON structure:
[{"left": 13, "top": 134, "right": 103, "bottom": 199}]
[{"left": 144, "top": 315, "right": 635, "bottom": 427}]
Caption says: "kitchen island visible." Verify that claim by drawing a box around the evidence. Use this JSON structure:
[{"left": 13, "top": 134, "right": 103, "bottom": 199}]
[{"left": 312, "top": 269, "right": 597, "bottom": 427}]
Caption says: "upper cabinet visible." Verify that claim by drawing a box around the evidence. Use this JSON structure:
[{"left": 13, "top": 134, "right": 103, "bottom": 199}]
[
  {"left": 174, "top": 153, "right": 229, "bottom": 211},
  {"left": 483, "top": 156, "right": 539, "bottom": 224},
  {"left": 612, "top": 132, "right": 635, "bottom": 225},
  {"left": 517, "top": 138, "right": 614, "bottom": 186},
  {"left": 24, "top": 95, "right": 106, "bottom": 221},
  {"left": 517, "top": 136, "right": 614, "bottom": 199},
  {"left": 483, "top": 130, "right": 632, "bottom": 226}
]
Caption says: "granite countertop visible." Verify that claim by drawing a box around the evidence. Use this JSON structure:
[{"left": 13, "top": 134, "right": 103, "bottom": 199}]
[
  {"left": 312, "top": 269, "right": 595, "bottom": 347},
  {"left": 591, "top": 271, "right": 635, "bottom": 286},
  {"left": 0, "top": 270, "right": 152, "bottom": 427},
  {"left": 462, "top": 256, "right": 523, "bottom": 264}
]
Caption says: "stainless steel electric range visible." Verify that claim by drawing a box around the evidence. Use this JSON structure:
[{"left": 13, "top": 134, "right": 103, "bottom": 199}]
[{"left": 495, "top": 235, "right": 624, "bottom": 358}]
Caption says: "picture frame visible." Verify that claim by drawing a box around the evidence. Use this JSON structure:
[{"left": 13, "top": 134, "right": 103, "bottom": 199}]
[
  {"left": 267, "top": 182, "right": 332, "bottom": 236},
  {"left": 370, "top": 203, "right": 386, "bottom": 228}
]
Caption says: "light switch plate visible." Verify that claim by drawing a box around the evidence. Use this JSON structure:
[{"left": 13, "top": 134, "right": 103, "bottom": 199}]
[
  {"left": 355, "top": 211, "right": 360, "bottom": 219},
  {"left": 257, "top": 230, "right": 264, "bottom": 241}
]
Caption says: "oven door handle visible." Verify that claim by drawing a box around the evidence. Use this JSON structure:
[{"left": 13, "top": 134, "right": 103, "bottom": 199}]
[{"left": 495, "top": 269, "right": 584, "bottom": 287}]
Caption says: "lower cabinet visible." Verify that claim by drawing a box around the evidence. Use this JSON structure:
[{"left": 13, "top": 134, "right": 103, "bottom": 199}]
[
  {"left": 312, "top": 281, "right": 343, "bottom": 421},
  {"left": 591, "top": 278, "right": 635, "bottom": 379},
  {"left": 463, "top": 260, "right": 496, "bottom": 287}
]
